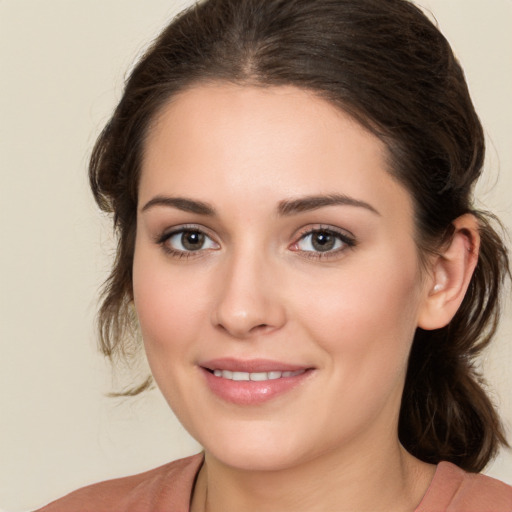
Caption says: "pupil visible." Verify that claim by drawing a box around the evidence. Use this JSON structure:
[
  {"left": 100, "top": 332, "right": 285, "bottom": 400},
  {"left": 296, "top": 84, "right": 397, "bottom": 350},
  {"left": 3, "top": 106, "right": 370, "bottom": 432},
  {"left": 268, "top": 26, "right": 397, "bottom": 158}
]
[
  {"left": 312, "top": 232, "right": 335, "bottom": 251},
  {"left": 182, "top": 231, "right": 204, "bottom": 251}
]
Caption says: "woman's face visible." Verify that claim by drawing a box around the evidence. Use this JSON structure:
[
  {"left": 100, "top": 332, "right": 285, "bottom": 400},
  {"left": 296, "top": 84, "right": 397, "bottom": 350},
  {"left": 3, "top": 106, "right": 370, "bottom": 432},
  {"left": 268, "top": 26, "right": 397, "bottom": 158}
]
[{"left": 133, "top": 84, "right": 432, "bottom": 471}]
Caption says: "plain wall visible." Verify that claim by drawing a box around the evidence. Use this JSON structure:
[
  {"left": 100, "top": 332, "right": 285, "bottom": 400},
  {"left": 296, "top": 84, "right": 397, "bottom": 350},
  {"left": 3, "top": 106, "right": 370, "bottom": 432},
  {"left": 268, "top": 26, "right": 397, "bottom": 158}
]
[{"left": 1, "top": 1, "right": 510, "bottom": 510}]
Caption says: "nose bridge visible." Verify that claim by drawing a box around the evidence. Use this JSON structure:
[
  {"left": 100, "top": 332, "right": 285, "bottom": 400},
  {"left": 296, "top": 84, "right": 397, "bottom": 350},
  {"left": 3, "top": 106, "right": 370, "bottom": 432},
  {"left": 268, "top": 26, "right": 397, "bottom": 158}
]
[{"left": 212, "top": 240, "right": 285, "bottom": 338}]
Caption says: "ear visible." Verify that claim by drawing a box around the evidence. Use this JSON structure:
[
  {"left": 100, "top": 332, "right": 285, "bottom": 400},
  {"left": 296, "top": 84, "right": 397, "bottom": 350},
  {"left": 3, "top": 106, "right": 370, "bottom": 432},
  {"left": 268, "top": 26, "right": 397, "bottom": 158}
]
[{"left": 417, "top": 214, "right": 480, "bottom": 330}]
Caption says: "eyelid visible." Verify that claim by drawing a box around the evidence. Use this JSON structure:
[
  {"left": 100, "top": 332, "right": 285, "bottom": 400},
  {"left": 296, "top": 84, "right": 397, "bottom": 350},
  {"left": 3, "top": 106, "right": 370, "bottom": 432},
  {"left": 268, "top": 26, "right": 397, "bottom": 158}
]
[
  {"left": 293, "top": 224, "right": 356, "bottom": 242},
  {"left": 155, "top": 223, "right": 214, "bottom": 242}
]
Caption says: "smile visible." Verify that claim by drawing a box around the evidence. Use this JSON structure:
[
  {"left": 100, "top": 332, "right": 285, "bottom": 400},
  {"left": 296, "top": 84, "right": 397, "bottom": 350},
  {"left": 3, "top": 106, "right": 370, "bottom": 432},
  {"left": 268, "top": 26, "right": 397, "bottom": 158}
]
[
  {"left": 212, "top": 369, "right": 306, "bottom": 381},
  {"left": 201, "top": 360, "right": 313, "bottom": 405}
]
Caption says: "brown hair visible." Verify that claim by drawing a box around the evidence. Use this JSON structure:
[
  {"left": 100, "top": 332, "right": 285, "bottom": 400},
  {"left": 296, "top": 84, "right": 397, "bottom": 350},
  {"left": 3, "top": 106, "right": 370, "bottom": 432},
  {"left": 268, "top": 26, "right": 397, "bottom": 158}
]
[{"left": 90, "top": 0, "right": 509, "bottom": 471}]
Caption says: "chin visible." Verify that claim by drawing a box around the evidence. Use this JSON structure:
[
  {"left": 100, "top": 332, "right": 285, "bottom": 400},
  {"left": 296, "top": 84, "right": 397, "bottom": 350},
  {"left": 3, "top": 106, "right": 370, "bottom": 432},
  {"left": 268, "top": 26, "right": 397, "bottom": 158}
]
[
  {"left": 196, "top": 420, "right": 320, "bottom": 472},
  {"left": 208, "top": 443, "right": 305, "bottom": 472}
]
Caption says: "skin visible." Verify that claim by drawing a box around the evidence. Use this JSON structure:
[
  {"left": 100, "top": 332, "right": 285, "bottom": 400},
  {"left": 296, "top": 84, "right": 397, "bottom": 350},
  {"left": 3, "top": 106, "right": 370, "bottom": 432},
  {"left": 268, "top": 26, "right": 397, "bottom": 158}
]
[{"left": 133, "top": 84, "right": 478, "bottom": 511}]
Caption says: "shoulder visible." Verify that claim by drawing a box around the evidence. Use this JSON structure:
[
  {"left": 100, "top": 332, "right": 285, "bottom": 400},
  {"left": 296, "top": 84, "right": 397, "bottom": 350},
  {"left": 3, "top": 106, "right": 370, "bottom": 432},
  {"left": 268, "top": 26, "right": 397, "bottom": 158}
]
[
  {"left": 34, "top": 453, "right": 203, "bottom": 512},
  {"left": 416, "top": 461, "right": 512, "bottom": 512}
]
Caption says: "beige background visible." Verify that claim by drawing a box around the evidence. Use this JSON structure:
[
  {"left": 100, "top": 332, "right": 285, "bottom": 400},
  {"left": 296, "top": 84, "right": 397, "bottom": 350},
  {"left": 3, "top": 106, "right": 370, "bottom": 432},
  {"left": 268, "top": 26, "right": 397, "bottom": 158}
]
[{"left": 1, "top": 1, "right": 511, "bottom": 510}]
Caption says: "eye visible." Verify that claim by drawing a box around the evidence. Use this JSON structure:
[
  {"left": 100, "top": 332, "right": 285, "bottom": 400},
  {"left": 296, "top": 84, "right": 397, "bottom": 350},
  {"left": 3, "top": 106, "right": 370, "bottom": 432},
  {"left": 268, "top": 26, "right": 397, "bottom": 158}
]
[
  {"left": 291, "top": 228, "right": 355, "bottom": 256},
  {"left": 161, "top": 228, "right": 219, "bottom": 254}
]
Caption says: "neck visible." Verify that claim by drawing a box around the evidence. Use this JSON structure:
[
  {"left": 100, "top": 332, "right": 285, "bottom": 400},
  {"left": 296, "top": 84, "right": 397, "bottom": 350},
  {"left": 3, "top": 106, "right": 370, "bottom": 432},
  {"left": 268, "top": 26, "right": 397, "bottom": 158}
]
[{"left": 191, "top": 436, "right": 435, "bottom": 512}]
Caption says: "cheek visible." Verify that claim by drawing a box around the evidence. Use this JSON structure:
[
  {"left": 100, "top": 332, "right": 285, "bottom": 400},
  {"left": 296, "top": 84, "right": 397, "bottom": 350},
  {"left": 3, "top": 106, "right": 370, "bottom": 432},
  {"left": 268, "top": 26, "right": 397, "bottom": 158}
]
[
  {"left": 132, "top": 249, "right": 216, "bottom": 425},
  {"left": 295, "top": 249, "right": 423, "bottom": 379},
  {"left": 132, "top": 248, "right": 208, "bottom": 366}
]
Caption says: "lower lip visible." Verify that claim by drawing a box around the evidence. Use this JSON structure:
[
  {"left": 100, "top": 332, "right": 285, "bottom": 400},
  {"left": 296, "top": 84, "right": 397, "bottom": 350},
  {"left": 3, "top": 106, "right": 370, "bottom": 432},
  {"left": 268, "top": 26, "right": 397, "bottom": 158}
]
[{"left": 201, "top": 368, "right": 312, "bottom": 405}]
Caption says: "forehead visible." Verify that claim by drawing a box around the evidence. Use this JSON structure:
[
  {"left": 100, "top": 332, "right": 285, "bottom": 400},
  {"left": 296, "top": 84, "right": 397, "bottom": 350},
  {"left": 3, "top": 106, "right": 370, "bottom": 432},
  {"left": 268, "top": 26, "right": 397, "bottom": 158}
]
[{"left": 140, "top": 83, "right": 412, "bottom": 223}]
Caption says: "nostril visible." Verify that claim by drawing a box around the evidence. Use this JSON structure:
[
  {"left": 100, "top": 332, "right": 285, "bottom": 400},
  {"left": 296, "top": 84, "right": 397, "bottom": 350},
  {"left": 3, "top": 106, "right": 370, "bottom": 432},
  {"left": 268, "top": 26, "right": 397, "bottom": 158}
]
[{"left": 250, "top": 323, "right": 271, "bottom": 333}]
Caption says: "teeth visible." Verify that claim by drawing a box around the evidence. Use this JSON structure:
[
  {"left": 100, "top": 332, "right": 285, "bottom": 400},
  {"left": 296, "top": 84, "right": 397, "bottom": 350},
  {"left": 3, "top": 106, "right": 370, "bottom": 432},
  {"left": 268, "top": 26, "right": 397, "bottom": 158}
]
[
  {"left": 212, "top": 369, "right": 306, "bottom": 381},
  {"left": 233, "top": 371, "right": 250, "bottom": 381},
  {"left": 249, "top": 372, "right": 268, "bottom": 381}
]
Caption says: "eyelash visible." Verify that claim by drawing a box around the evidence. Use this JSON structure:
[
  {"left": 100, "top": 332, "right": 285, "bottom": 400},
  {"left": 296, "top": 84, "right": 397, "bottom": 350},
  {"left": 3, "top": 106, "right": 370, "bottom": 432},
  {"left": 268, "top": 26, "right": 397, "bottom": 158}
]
[
  {"left": 290, "top": 226, "right": 356, "bottom": 260},
  {"left": 156, "top": 224, "right": 219, "bottom": 259},
  {"left": 156, "top": 224, "right": 356, "bottom": 260}
]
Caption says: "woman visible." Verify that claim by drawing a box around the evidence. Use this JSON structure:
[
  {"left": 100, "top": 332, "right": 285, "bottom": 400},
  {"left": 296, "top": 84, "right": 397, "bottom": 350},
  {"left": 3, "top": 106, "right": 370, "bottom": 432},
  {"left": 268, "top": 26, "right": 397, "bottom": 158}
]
[{"left": 37, "top": 0, "right": 512, "bottom": 510}]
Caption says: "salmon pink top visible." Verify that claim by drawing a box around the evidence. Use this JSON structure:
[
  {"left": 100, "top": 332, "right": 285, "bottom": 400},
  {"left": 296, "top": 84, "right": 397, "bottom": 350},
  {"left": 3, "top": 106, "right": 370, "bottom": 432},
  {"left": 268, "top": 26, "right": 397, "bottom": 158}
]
[{"left": 35, "top": 454, "right": 512, "bottom": 511}]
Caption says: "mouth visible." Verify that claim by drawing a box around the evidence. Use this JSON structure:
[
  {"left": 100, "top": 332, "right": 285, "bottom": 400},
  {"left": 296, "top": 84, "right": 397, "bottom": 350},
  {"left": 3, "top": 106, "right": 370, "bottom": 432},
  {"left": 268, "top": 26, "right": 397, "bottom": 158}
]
[{"left": 199, "top": 358, "right": 314, "bottom": 405}]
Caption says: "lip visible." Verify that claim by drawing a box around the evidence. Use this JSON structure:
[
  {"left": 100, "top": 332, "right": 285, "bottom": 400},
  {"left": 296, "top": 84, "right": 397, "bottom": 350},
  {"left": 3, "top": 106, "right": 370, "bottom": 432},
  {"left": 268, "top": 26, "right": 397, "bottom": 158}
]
[
  {"left": 199, "top": 358, "right": 314, "bottom": 405},
  {"left": 201, "top": 357, "right": 308, "bottom": 373}
]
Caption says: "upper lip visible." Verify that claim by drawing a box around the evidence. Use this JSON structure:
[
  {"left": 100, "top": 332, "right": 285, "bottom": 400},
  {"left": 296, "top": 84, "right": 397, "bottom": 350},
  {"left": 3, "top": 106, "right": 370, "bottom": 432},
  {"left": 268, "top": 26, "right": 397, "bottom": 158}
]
[{"left": 200, "top": 358, "right": 311, "bottom": 373}]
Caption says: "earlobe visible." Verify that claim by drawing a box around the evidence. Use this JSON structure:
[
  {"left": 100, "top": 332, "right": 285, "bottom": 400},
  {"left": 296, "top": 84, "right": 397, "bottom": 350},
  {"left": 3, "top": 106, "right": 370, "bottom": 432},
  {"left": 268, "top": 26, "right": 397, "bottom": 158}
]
[{"left": 418, "top": 214, "right": 480, "bottom": 330}]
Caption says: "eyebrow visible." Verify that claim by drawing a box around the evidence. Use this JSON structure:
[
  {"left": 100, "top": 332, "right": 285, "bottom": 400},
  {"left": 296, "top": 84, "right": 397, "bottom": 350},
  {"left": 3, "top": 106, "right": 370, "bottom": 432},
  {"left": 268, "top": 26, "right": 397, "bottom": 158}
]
[
  {"left": 140, "top": 193, "right": 380, "bottom": 217},
  {"left": 141, "top": 196, "right": 215, "bottom": 215},
  {"left": 277, "top": 194, "right": 380, "bottom": 216}
]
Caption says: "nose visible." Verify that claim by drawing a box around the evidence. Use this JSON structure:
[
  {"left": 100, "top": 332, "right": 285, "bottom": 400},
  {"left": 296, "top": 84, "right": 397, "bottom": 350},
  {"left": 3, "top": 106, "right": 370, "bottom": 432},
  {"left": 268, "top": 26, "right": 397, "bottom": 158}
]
[{"left": 211, "top": 250, "right": 287, "bottom": 339}]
